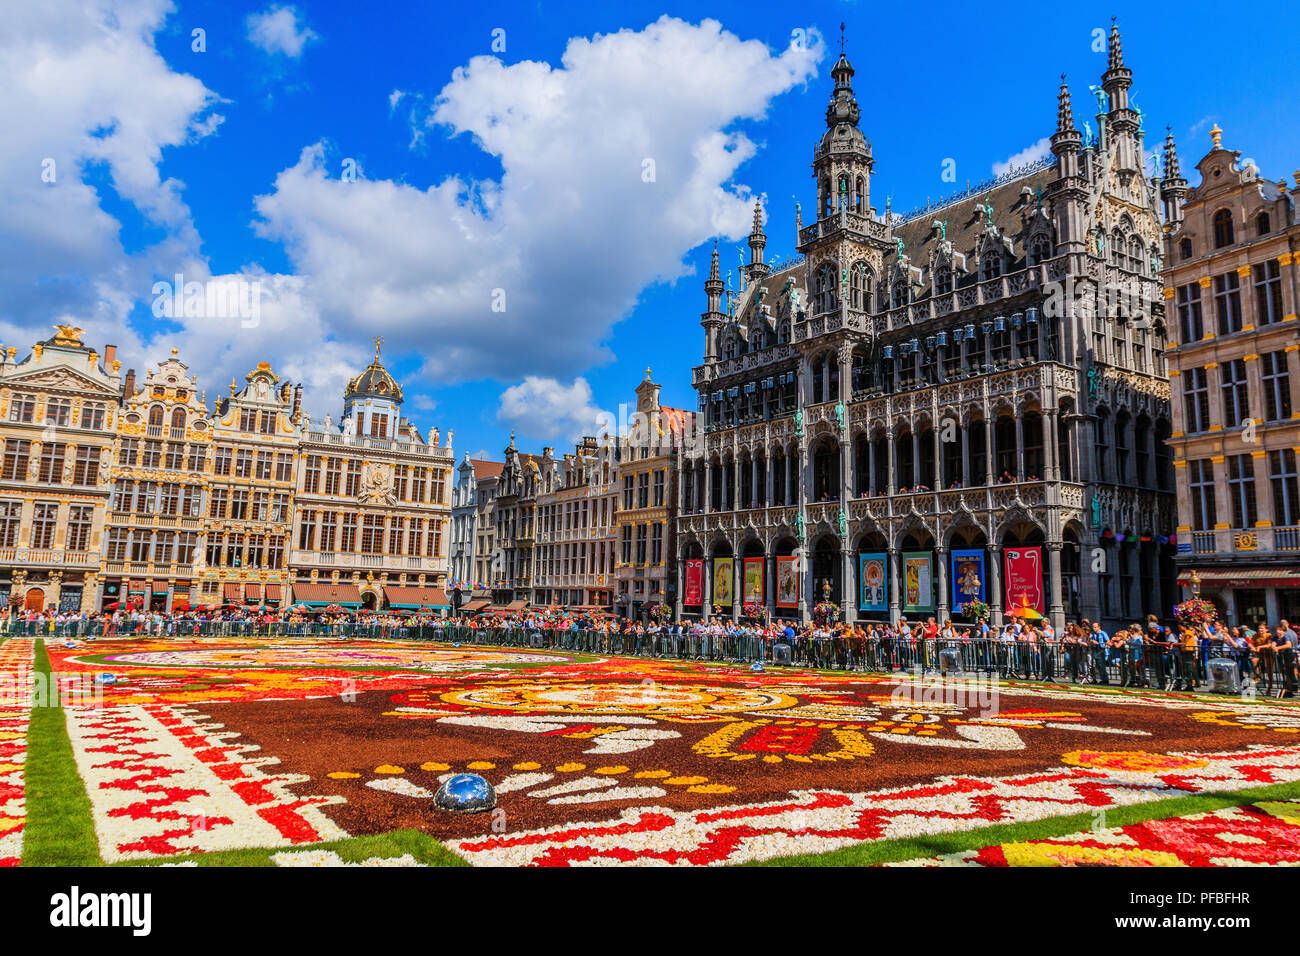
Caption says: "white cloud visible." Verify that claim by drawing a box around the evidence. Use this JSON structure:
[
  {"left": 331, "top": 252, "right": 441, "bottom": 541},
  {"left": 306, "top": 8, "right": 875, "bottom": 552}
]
[
  {"left": 0, "top": 0, "right": 220, "bottom": 361},
  {"left": 992, "top": 136, "right": 1052, "bottom": 176},
  {"left": 252, "top": 16, "right": 823, "bottom": 383},
  {"left": 246, "top": 5, "right": 317, "bottom": 59},
  {"left": 497, "top": 377, "right": 613, "bottom": 446}
]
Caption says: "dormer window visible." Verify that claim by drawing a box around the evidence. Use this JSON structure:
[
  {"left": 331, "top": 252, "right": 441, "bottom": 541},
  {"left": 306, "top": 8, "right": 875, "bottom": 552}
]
[
  {"left": 1213, "top": 209, "right": 1234, "bottom": 248},
  {"left": 980, "top": 253, "right": 1001, "bottom": 281},
  {"left": 1256, "top": 211, "right": 1271, "bottom": 236},
  {"left": 1028, "top": 236, "right": 1052, "bottom": 266},
  {"left": 935, "top": 267, "right": 952, "bottom": 295}
]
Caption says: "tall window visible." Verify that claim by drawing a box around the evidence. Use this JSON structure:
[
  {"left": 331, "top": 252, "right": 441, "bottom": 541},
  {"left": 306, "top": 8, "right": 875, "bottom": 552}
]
[
  {"left": 30, "top": 501, "right": 57, "bottom": 549},
  {"left": 1270, "top": 450, "right": 1300, "bottom": 527},
  {"left": 1262, "top": 351, "right": 1293, "bottom": 422},
  {"left": 339, "top": 513, "right": 357, "bottom": 552},
  {"left": 361, "top": 514, "right": 384, "bottom": 553},
  {"left": 38, "top": 442, "right": 65, "bottom": 483},
  {"left": 298, "top": 510, "right": 317, "bottom": 550},
  {"left": 1226, "top": 454, "right": 1258, "bottom": 528},
  {"left": 7, "top": 394, "right": 34, "bottom": 423},
  {"left": 1214, "top": 272, "right": 1243, "bottom": 335},
  {"left": 345, "top": 460, "right": 362, "bottom": 497},
  {"left": 0, "top": 501, "right": 21, "bottom": 547},
  {"left": 1188, "top": 459, "right": 1216, "bottom": 530},
  {"left": 388, "top": 516, "right": 406, "bottom": 555},
  {"left": 1220, "top": 359, "right": 1250, "bottom": 427},
  {"left": 106, "top": 527, "right": 128, "bottom": 561},
  {"left": 275, "top": 452, "right": 293, "bottom": 482},
  {"left": 1182, "top": 367, "right": 1211, "bottom": 433},
  {"left": 79, "top": 403, "right": 105, "bottom": 429},
  {"left": 320, "top": 512, "right": 338, "bottom": 551},
  {"left": 1176, "top": 283, "right": 1203, "bottom": 342},
  {"left": 934, "top": 267, "right": 952, "bottom": 295},
  {"left": 651, "top": 523, "right": 663, "bottom": 564},
  {"left": 234, "top": 448, "right": 253, "bottom": 478},
  {"left": 1254, "top": 260, "right": 1283, "bottom": 325},
  {"left": 303, "top": 455, "right": 322, "bottom": 493},
  {"left": 1213, "top": 208, "right": 1234, "bottom": 248},
  {"left": 324, "top": 458, "right": 342, "bottom": 495},
  {"left": 214, "top": 445, "right": 232, "bottom": 475},
  {"left": 2, "top": 440, "right": 30, "bottom": 480},
  {"left": 44, "top": 399, "right": 70, "bottom": 426}
]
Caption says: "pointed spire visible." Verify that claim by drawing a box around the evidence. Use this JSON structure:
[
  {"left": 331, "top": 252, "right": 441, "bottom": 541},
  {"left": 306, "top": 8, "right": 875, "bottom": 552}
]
[
  {"left": 1107, "top": 18, "right": 1123, "bottom": 71},
  {"left": 1162, "top": 126, "right": 1182, "bottom": 180},
  {"left": 1056, "top": 73, "right": 1076, "bottom": 134},
  {"left": 708, "top": 239, "right": 720, "bottom": 282},
  {"left": 751, "top": 198, "right": 764, "bottom": 236}
]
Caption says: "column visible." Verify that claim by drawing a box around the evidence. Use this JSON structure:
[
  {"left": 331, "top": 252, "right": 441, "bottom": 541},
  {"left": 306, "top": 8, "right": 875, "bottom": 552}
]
[
  {"left": 932, "top": 422, "right": 942, "bottom": 488},
  {"left": 1015, "top": 411, "right": 1026, "bottom": 480},
  {"left": 1046, "top": 540, "right": 1065, "bottom": 635},
  {"left": 674, "top": 557, "right": 684, "bottom": 619},
  {"left": 842, "top": 548, "right": 856, "bottom": 623},
  {"left": 886, "top": 428, "right": 897, "bottom": 495},
  {"left": 988, "top": 546, "right": 1004, "bottom": 627},
  {"left": 704, "top": 462, "right": 713, "bottom": 515},
  {"left": 960, "top": 422, "right": 970, "bottom": 486},
  {"left": 935, "top": 546, "right": 949, "bottom": 623},
  {"left": 911, "top": 428, "right": 920, "bottom": 487},
  {"left": 868, "top": 437, "right": 877, "bottom": 496},
  {"left": 732, "top": 541, "right": 742, "bottom": 621},
  {"left": 984, "top": 416, "right": 995, "bottom": 484},
  {"left": 765, "top": 450, "right": 775, "bottom": 507},
  {"left": 702, "top": 552, "right": 712, "bottom": 619},
  {"left": 1044, "top": 408, "right": 1059, "bottom": 481},
  {"left": 766, "top": 549, "right": 776, "bottom": 621},
  {"left": 887, "top": 547, "right": 901, "bottom": 622}
]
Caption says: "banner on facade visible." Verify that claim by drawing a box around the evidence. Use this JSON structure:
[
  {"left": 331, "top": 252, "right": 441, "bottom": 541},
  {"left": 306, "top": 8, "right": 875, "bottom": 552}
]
[
  {"left": 684, "top": 559, "right": 703, "bottom": 606},
  {"left": 950, "top": 549, "right": 986, "bottom": 613},
  {"left": 859, "top": 552, "right": 887, "bottom": 612},
  {"left": 712, "top": 558, "right": 734, "bottom": 606},
  {"left": 775, "top": 556, "right": 799, "bottom": 608},
  {"left": 1004, "top": 546, "right": 1045, "bottom": 615},
  {"left": 742, "top": 557, "right": 764, "bottom": 605},
  {"left": 902, "top": 551, "right": 934, "bottom": 613}
]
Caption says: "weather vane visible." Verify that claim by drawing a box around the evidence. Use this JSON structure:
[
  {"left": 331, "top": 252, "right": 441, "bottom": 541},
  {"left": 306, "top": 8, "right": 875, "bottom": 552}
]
[{"left": 839, "top": 21, "right": 845, "bottom": 53}]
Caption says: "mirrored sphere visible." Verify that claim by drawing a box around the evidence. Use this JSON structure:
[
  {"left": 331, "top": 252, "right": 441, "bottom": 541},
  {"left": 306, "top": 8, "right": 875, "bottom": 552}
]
[{"left": 434, "top": 773, "right": 496, "bottom": 814}]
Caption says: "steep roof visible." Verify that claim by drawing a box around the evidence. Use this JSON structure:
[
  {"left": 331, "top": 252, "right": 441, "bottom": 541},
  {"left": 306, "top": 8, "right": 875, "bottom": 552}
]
[{"left": 471, "top": 459, "right": 503, "bottom": 480}]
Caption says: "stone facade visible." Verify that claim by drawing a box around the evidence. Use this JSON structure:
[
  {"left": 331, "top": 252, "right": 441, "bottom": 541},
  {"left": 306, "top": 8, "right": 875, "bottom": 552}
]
[
  {"left": 103, "top": 349, "right": 210, "bottom": 610},
  {"left": 289, "top": 342, "right": 454, "bottom": 609},
  {"left": 1162, "top": 124, "right": 1300, "bottom": 625},
  {"left": 533, "top": 436, "right": 618, "bottom": 610},
  {"left": 0, "top": 327, "right": 120, "bottom": 611},
  {"left": 678, "top": 27, "right": 1177, "bottom": 632}
]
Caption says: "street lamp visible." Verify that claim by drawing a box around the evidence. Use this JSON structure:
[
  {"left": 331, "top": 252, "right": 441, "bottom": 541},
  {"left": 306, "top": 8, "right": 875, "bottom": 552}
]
[{"left": 1189, "top": 568, "right": 1200, "bottom": 598}]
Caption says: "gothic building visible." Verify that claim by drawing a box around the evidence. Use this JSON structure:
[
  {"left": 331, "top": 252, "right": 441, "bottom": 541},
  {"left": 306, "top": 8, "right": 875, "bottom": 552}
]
[{"left": 678, "top": 26, "right": 1177, "bottom": 632}]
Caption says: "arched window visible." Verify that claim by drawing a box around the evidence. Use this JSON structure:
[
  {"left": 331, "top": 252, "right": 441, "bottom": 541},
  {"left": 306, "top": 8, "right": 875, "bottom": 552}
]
[
  {"left": 980, "top": 252, "right": 1001, "bottom": 281},
  {"left": 849, "top": 262, "right": 874, "bottom": 312},
  {"left": 934, "top": 266, "right": 952, "bottom": 295},
  {"left": 1111, "top": 229, "right": 1124, "bottom": 267},
  {"left": 821, "top": 178, "right": 832, "bottom": 218},
  {"left": 892, "top": 279, "right": 909, "bottom": 309},
  {"left": 148, "top": 405, "right": 164, "bottom": 427},
  {"left": 170, "top": 407, "right": 186, "bottom": 430},
  {"left": 1256, "top": 211, "right": 1271, "bottom": 236},
  {"left": 813, "top": 263, "right": 838, "bottom": 314},
  {"left": 1213, "top": 209, "right": 1234, "bottom": 248},
  {"left": 1028, "top": 235, "right": 1052, "bottom": 265},
  {"left": 854, "top": 177, "right": 865, "bottom": 213},
  {"left": 1129, "top": 236, "right": 1145, "bottom": 274}
]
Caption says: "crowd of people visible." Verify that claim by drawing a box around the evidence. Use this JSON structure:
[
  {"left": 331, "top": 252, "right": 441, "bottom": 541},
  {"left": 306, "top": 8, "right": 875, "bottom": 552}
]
[{"left": 1, "top": 601, "right": 1293, "bottom": 696}]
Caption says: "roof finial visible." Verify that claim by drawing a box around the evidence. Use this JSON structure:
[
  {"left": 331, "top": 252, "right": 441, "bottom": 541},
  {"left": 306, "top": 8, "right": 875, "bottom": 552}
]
[
  {"left": 1210, "top": 123, "right": 1223, "bottom": 149},
  {"left": 645, "top": 366, "right": 652, "bottom": 381},
  {"left": 373, "top": 335, "right": 383, "bottom": 360},
  {"left": 839, "top": 21, "right": 845, "bottom": 54}
]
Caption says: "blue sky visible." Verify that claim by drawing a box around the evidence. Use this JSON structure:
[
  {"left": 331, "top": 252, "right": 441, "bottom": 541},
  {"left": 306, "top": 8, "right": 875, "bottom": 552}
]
[{"left": 2, "top": 0, "right": 1297, "bottom": 462}]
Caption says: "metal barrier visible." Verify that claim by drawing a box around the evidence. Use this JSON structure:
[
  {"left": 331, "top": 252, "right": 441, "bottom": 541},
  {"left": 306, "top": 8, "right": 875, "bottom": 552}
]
[{"left": 3, "top": 620, "right": 1287, "bottom": 696}]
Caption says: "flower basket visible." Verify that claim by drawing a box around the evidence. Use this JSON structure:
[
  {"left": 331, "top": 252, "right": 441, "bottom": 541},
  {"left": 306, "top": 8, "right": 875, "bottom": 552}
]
[
  {"left": 812, "top": 601, "right": 840, "bottom": 627},
  {"left": 1174, "top": 597, "right": 1217, "bottom": 628},
  {"left": 650, "top": 602, "right": 672, "bottom": 622},
  {"left": 959, "top": 599, "right": 990, "bottom": 622},
  {"left": 743, "top": 601, "right": 767, "bottom": 623}
]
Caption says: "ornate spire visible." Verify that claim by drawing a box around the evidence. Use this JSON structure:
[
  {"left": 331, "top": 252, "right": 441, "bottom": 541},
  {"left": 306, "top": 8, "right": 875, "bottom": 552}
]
[
  {"left": 751, "top": 199, "right": 764, "bottom": 236},
  {"left": 707, "top": 239, "right": 720, "bottom": 283},
  {"left": 1056, "top": 73, "right": 1076, "bottom": 134},
  {"left": 1210, "top": 123, "right": 1223, "bottom": 149},
  {"left": 1162, "top": 126, "right": 1182, "bottom": 180},
  {"left": 825, "top": 27, "right": 860, "bottom": 129},
  {"left": 1107, "top": 18, "right": 1123, "bottom": 72}
]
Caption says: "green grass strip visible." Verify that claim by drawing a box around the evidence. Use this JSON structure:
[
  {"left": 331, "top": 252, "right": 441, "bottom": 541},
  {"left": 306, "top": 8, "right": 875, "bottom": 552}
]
[
  {"left": 22, "top": 639, "right": 102, "bottom": 866},
  {"left": 119, "top": 828, "right": 470, "bottom": 867},
  {"left": 747, "top": 779, "right": 1300, "bottom": 867}
]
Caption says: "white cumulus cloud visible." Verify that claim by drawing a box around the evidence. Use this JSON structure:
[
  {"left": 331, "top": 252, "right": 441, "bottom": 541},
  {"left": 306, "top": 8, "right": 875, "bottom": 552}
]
[
  {"left": 246, "top": 5, "right": 317, "bottom": 59},
  {"left": 992, "top": 136, "right": 1052, "bottom": 176},
  {"left": 497, "top": 377, "right": 613, "bottom": 446}
]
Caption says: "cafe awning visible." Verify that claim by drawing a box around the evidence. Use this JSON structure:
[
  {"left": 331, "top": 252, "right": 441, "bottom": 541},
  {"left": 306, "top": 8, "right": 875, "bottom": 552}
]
[
  {"left": 385, "top": 586, "right": 449, "bottom": 609},
  {"left": 127, "top": 579, "right": 147, "bottom": 595},
  {"left": 264, "top": 584, "right": 282, "bottom": 602},
  {"left": 460, "top": 600, "right": 490, "bottom": 613},
  {"left": 505, "top": 599, "right": 528, "bottom": 611},
  {"left": 291, "top": 582, "right": 364, "bottom": 607},
  {"left": 1177, "top": 568, "right": 1300, "bottom": 588},
  {"left": 222, "top": 583, "right": 242, "bottom": 601}
]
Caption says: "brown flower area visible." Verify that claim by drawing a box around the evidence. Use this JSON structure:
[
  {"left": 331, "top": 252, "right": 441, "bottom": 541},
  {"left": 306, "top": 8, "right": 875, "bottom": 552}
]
[{"left": 192, "top": 652, "right": 1300, "bottom": 842}]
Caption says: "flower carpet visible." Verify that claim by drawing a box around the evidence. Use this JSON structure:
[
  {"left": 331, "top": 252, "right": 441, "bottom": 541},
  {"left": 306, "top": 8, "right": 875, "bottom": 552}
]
[{"left": 10, "top": 634, "right": 1300, "bottom": 866}]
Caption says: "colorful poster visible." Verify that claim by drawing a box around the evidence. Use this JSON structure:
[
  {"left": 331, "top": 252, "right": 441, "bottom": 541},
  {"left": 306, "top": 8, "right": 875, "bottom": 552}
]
[
  {"left": 950, "top": 549, "right": 986, "bottom": 612},
  {"left": 1004, "top": 546, "right": 1044, "bottom": 615},
  {"left": 775, "top": 556, "right": 799, "bottom": 608},
  {"left": 713, "top": 558, "right": 734, "bottom": 606},
  {"left": 742, "top": 557, "right": 765, "bottom": 605},
  {"left": 684, "top": 559, "right": 703, "bottom": 606},
  {"left": 902, "top": 551, "right": 934, "bottom": 613},
  {"left": 859, "top": 552, "right": 887, "bottom": 612}
]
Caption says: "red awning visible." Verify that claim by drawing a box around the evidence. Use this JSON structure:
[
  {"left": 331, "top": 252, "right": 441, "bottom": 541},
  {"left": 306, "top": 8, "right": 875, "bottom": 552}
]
[
  {"left": 127, "top": 579, "right": 147, "bottom": 595},
  {"left": 384, "top": 586, "right": 449, "bottom": 608},
  {"left": 245, "top": 583, "right": 264, "bottom": 604},
  {"left": 1177, "top": 568, "right": 1300, "bottom": 587},
  {"left": 460, "top": 600, "right": 490, "bottom": 613},
  {"left": 222, "top": 583, "right": 242, "bottom": 601},
  {"left": 264, "top": 584, "right": 282, "bottom": 601},
  {"left": 292, "top": 582, "right": 364, "bottom": 606}
]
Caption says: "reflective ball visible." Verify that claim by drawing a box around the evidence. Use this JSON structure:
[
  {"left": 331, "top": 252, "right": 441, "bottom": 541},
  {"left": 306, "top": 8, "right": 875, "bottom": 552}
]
[
  {"left": 750, "top": 663, "right": 765, "bottom": 673},
  {"left": 434, "top": 773, "right": 496, "bottom": 814},
  {"left": 452, "top": 642, "right": 461, "bottom": 648},
  {"left": 96, "top": 673, "right": 117, "bottom": 685}
]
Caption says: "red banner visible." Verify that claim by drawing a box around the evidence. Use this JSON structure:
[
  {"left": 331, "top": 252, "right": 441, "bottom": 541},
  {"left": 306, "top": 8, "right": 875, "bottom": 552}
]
[
  {"left": 1004, "top": 546, "right": 1044, "bottom": 615},
  {"left": 684, "top": 559, "right": 703, "bottom": 606}
]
